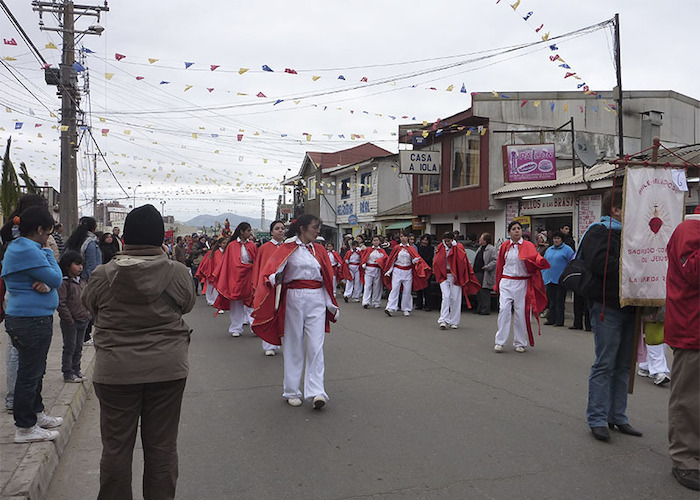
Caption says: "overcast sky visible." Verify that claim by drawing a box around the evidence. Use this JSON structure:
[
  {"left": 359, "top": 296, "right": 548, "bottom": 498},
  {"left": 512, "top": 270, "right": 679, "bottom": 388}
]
[{"left": 1, "top": 0, "right": 698, "bottom": 221}]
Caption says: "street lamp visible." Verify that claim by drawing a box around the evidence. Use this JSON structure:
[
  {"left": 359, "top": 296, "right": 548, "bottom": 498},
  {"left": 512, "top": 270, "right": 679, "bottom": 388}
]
[{"left": 132, "top": 184, "right": 141, "bottom": 208}]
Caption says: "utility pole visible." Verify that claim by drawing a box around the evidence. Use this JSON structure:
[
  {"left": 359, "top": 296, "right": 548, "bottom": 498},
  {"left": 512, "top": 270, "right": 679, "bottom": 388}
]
[
  {"left": 33, "top": 0, "right": 108, "bottom": 233},
  {"left": 613, "top": 13, "right": 624, "bottom": 157},
  {"left": 92, "top": 152, "right": 97, "bottom": 218},
  {"left": 260, "top": 198, "right": 265, "bottom": 230}
]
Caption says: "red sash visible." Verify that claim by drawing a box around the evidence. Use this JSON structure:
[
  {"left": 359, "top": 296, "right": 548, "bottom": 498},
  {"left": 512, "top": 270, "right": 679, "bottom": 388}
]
[{"left": 382, "top": 245, "right": 431, "bottom": 291}]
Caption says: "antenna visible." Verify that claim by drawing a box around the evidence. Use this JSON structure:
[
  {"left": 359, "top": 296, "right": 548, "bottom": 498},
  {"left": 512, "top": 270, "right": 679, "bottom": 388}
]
[{"left": 574, "top": 137, "right": 598, "bottom": 168}]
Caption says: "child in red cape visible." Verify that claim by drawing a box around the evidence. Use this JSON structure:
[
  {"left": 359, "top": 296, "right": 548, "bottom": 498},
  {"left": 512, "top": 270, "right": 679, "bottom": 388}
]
[
  {"left": 433, "top": 232, "right": 481, "bottom": 329},
  {"left": 382, "top": 231, "right": 431, "bottom": 317},
  {"left": 213, "top": 222, "right": 257, "bottom": 337},
  {"left": 252, "top": 214, "right": 338, "bottom": 410},
  {"left": 494, "top": 221, "right": 550, "bottom": 352}
]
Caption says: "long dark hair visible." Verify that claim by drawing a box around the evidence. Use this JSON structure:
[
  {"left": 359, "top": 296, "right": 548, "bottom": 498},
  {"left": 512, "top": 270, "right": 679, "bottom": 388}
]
[
  {"left": 65, "top": 216, "right": 97, "bottom": 251},
  {"left": 232, "top": 222, "right": 251, "bottom": 240},
  {"left": 18, "top": 206, "right": 54, "bottom": 237},
  {"left": 0, "top": 194, "right": 48, "bottom": 246},
  {"left": 286, "top": 214, "right": 320, "bottom": 239}
]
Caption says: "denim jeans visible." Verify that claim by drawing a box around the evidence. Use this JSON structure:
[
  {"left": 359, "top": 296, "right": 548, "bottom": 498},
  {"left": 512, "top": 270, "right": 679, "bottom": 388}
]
[
  {"left": 586, "top": 302, "right": 635, "bottom": 427},
  {"left": 5, "top": 342, "right": 18, "bottom": 410},
  {"left": 5, "top": 315, "right": 54, "bottom": 428},
  {"left": 60, "top": 319, "right": 88, "bottom": 376}
]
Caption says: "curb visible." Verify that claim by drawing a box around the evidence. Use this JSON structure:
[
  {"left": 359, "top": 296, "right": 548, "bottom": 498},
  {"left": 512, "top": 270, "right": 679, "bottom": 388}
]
[{"left": 0, "top": 335, "right": 95, "bottom": 500}]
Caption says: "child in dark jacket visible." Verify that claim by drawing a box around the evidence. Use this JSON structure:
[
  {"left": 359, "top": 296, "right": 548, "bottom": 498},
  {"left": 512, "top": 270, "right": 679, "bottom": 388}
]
[{"left": 57, "top": 251, "right": 91, "bottom": 383}]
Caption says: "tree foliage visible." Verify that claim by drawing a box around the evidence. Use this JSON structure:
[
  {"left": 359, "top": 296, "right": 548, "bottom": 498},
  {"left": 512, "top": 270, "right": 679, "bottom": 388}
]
[{"left": 1, "top": 138, "right": 19, "bottom": 219}]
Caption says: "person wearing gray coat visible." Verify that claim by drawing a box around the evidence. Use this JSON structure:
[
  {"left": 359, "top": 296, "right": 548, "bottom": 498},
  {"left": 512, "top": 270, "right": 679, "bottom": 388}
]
[{"left": 473, "top": 233, "right": 498, "bottom": 315}]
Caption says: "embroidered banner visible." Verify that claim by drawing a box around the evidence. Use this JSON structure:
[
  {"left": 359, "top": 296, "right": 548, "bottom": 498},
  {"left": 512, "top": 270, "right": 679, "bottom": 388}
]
[{"left": 620, "top": 166, "right": 685, "bottom": 306}]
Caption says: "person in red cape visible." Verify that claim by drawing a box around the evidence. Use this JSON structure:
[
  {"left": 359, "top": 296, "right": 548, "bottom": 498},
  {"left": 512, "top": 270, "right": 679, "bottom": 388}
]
[
  {"left": 494, "top": 221, "right": 550, "bottom": 353},
  {"left": 252, "top": 214, "right": 339, "bottom": 410},
  {"left": 324, "top": 241, "right": 345, "bottom": 296},
  {"left": 433, "top": 232, "right": 481, "bottom": 330},
  {"left": 360, "top": 235, "right": 388, "bottom": 309},
  {"left": 342, "top": 240, "right": 363, "bottom": 303},
  {"left": 213, "top": 222, "right": 257, "bottom": 337},
  {"left": 196, "top": 237, "right": 225, "bottom": 307},
  {"left": 383, "top": 230, "right": 431, "bottom": 317},
  {"left": 251, "top": 220, "right": 286, "bottom": 356}
]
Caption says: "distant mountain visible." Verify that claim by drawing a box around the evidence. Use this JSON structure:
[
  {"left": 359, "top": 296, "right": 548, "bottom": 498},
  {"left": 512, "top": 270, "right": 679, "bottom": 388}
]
[{"left": 182, "top": 213, "right": 273, "bottom": 231}]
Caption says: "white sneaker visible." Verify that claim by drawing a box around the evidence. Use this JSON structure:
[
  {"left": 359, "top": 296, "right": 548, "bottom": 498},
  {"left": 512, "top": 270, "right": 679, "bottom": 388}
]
[
  {"left": 14, "top": 424, "right": 59, "bottom": 443},
  {"left": 515, "top": 346, "right": 526, "bottom": 353},
  {"left": 384, "top": 309, "right": 393, "bottom": 317},
  {"left": 403, "top": 311, "right": 410, "bottom": 317},
  {"left": 36, "top": 412, "right": 63, "bottom": 429},
  {"left": 230, "top": 332, "right": 241, "bottom": 337},
  {"left": 217, "top": 309, "right": 225, "bottom": 314},
  {"left": 351, "top": 298, "right": 361, "bottom": 303},
  {"left": 494, "top": 344, "right": 504, "bottom": 353},
  {"left": 637, "top": 368, "right": 650, "bottom": 378},
  {"left": 653, "top": 373, "right": 671, "bottom": 385},
  {"left": 287, "top": 397, "right": 302, "bottom": 407},
  {"left": 439, "top": 322, "right": 447, "bottom": 330},
  {"left": 313, "top": 395, "right": 326, "bottom": 410},
  {"left": 450, "top": 324, "right": 458, "bottom": 329},
  {"left": 373, "top": 305, "right": 381, "bottom": 309},
  {"left": 264, "top": 349, "right": 276, "bottom": 356}
]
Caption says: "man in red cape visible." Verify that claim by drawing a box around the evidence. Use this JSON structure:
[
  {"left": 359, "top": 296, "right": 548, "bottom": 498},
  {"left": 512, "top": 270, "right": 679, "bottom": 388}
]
[
  {"left": 252, "top": 241, "right": 338, "bottom": 346},
  {"left": 494, "top": 235, "right": 549, "bottom": 346},
  {"left": 433, "top": 233, "right": 481, "bottom": 328}
]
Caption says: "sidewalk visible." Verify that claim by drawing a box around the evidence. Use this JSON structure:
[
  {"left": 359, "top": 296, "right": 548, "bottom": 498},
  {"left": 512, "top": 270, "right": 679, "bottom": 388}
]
[{"left": 0, "top": 316, "right": 95, "bottom": 500}]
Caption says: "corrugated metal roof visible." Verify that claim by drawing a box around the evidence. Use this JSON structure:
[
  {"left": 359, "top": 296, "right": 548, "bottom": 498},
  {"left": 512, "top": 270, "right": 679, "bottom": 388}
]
[
  {"left": 491, "top": 162, "right": 618, "bottom": 196},
  {"left": 377, "top": 201, "right": 412, "bottom": 218}
]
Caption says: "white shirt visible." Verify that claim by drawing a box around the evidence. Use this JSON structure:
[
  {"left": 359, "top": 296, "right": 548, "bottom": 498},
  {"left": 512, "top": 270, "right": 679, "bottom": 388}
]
[
  {"left": 395, "top": 245, "right": 412, "bottom": 267},
  {"left": 348, "top": 249, "right": 361, "bottom": 265},
  {"left": 443, "top": 241, "right": 453, "bottom": 271},
  {"left": 368, "top": 247, "right": 383, "bottom": 265},
  {"left": 503, "top": 238, "right": 528, "bottom": 277},
  {"left": 237, "top": 237, "right": 252, "bottom": 264},
  {"left": 328, "top": 250, "right": 337, "bottom": 266},
  {"left": 275, "top": 238, "right": 322, "bottom": 283}
]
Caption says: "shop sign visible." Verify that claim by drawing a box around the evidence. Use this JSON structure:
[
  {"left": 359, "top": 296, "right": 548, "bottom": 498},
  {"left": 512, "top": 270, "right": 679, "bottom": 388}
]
[
  {"left": 399, "top": 150, "right": 441, "bottom": 175},
  {"left": 502, "top": 143, "right": 557, "bottom": 182},
  {"left": 520, "top": 194, "right": 575, "bottom": 214},
  {"left": 412, "top": 217, "right": 426, "bottom": 230},
  {"left": 337, "top": 203, "right": 354, "bottom": 216},
  {"left": 577, "top": 194, "right": 601, "bottom": 237}
]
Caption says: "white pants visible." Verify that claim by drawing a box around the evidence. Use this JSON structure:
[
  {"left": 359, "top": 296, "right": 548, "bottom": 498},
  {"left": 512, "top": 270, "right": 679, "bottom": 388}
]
[
  {"left": 639, "top": 343, "right": 669, "bottom": 375},
  {"left": 495, "top": 278, "right": 528, "bottom": 348},
  {"left": 438, "top": 274, "right": 462, "bottom": 326},
  {"left": 205, "top": 284, "right": 219, "bottom": 306},
  {"left": 362, "top": 268, "right": 383, "bottom": 307},
  {"left": 344, "top": 265, "right": 362, "bottom": 299},
  {"left": 282, "top": 288, "right": 328, "bottom": 400},
  {"left": 262, "top": 340, "right": 280, "bottom": 352},
  {"left": 228, "top": 299, "right": 246, "bottom": 334},
  {"left": 244, "top": 305, "right": 253, "bottom": 325},
  {"left": 386, "top": 268, "right": 413, "bottom": 312}
]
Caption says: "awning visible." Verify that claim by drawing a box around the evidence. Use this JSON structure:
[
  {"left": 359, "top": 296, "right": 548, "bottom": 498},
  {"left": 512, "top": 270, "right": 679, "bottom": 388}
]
[{"left": 384, "top": 221, "right": 412, "bottom": 230}]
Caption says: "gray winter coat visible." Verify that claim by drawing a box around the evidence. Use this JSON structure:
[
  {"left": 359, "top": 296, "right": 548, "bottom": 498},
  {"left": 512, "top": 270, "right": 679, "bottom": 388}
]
[{"left": 479, "top": 244, "right": 498, "bottom": 290}]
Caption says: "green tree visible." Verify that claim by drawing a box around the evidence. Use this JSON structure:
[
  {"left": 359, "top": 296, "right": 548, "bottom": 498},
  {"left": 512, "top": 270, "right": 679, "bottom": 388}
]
[
  {"left": 19, "top": 162, "right": 39, "bottom": 195},
  {"left": 1, "top": 138, "right": 20, "bottom": 220}
]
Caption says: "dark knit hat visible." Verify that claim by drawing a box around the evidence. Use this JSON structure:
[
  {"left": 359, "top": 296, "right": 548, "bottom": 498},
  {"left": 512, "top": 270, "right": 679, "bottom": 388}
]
[{"left": 123, "top": 204, "right": 164, "bottom": 246}]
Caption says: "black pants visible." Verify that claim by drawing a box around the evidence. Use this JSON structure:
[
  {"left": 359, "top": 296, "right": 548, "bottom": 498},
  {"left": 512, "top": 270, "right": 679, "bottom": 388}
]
[
  {"left": 573, "top": 293, "right": 591, "bottom": 329},
  {"left": 546, "top": 283, "right": 566, "bottom": 325},
  {"left": 476, "top": 287, "right": 492, "bottom": 314},
  {"left": 94, "top": 378, "right": 187, "bottom": 500}
]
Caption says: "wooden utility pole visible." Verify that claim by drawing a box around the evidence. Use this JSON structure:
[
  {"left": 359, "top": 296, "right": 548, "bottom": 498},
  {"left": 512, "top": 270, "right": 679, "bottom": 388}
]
[{"left": 613, "top": 13, "right": 624, "bottom": 158}]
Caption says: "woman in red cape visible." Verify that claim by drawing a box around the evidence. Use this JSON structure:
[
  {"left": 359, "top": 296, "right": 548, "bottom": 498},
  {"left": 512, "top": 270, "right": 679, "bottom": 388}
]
[
  {"left": 196, "top": 237, "right": 226, "bottom": 306},
  {"left": 213, "top": 222, "right": 257, "bottom": 337},
  {"left": 433, "top": 232, "right": 481, "bottom": 329},
  {"left": 251, "top": 220, "right": 286, "bottom": 356},
  {"left": 252, "top": 214, "right": 338, "bottom": 410},
  {"left": 360, "top": 235, "right": 388, "bottom": 309},
  {"left": 494, "top": 221, "right": 550, "bottom": 352},
  {"left": 342, "top": 240, "right": 363, "bottom": 302},
  {"left": 382, "top": 231, "right": 431, "bottom": 317},
  {"left": 324, "top": 241, "right": 345, "bottom": 296}
]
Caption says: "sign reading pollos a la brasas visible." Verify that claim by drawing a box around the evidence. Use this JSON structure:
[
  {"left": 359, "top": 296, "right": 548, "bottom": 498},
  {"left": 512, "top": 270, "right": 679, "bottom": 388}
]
[
  {"left": 502, "top": 143, "right": 557, "bottom": 182},
  {"left": 399, "top": 150, "right": 441, "bottom": 175}
]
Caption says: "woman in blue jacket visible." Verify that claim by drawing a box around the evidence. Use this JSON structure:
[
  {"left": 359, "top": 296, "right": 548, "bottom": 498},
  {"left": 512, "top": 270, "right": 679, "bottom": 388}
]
[
  {"left": 1, "top": 206, "right": 64, "bottom": 443},
  {"left": 543, "top": 231, "right": 575, "bottom": 326}
]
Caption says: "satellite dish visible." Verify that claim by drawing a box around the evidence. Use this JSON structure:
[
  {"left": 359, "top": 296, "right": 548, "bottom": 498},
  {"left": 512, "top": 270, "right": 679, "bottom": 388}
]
[{"left": 574, "top": 137, "right": 598, "bottom": 167}]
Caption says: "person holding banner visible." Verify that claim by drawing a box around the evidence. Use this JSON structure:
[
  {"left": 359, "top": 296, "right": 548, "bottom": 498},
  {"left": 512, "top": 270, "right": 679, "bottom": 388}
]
[
  {"left": 493, "top": 221, "right": 549, "bottom": 353},
  {"left": 252, "top": 214, "right": 339, "bottom": 410},
  {"left": 664, "top": 206, "right": 699, "bottom": 491},
  {"left": 579, "top": 188, "right": 643, "bottom": 443}
]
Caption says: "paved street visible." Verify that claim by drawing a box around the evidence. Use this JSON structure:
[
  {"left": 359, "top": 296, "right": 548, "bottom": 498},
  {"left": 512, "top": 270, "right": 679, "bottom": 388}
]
[{"left": 46, "top": 295, "right": 690, "bottom": 500}]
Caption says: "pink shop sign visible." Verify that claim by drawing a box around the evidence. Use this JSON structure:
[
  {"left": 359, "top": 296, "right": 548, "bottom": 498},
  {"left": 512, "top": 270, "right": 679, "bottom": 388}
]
[{"left": 502, "top": 143, "right": 557, "bottom": 182}]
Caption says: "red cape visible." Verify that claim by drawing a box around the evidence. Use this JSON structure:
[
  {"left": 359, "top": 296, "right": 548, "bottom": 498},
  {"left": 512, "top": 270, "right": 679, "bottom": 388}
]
[
  {"left": 213, "top": 239, "right": 257, "bottom": 309},
  {"left": 359, "top": 246, "right": 388, "bottom": 284},
  {"left": 343, "top": 248, "right": 362, "bottom": 281},
  {"left": 327, "top": 250, "right": 348, "bottom": 282},
  {"left": 194, "top": 251, "right": 211, "bottom": 284},
  {"left": 433, "top": 242, "right": 481, "bottom": 307},
  {"left": 252, "top": 240, "right": 281, "bottom": 295},
  {"left": 494, "top": 240, "right": 550, "bottom": 346},
  {"left": 252, "top": 241, "right": 338, "bottom": 346},
  {"left": 382, "top": 244, "right": 431, "bottom": 291}
]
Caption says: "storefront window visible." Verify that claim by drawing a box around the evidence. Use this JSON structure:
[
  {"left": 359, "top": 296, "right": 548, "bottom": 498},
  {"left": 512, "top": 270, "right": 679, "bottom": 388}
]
[{"left": 451, "top": 135, "right": 480, "bottom": 189}]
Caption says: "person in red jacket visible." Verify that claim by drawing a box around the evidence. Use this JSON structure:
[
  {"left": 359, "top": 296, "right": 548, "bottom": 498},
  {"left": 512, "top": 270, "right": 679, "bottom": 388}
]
[
  {"left": 361, "top": 236, "right": 388, "bottom": 309},
  {"left": 252, "top": 220, "right": 287, "bottom": 356},
  {"left": 433, "top": 232, "right": 481, "bottom": 329},
  {"left": 252, "top": 214, "right": 339, "bottom": 409},
  {"left": 213, "top": 222, "right": 257, "bottom": 337},
  {"left": 665, "top": 207, "right": 700, "bottom": 492},
  {"left": 383, "top": 231, "right": 431, "bottom": 317},
  {"left": 494, "top": 221, "right": 550, "bottom": 353}
]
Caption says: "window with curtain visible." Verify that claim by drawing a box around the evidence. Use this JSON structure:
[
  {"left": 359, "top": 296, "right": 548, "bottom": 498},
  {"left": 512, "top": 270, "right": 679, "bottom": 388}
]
[
  {"left": 451, "top": 135, "right": 480, "bottom": 189},
  {"left": 418, "top": 173, "right": 441, "bottom": 194},
  {"left": 340, "top": 177, "right": 351, "bottom": 199}
]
